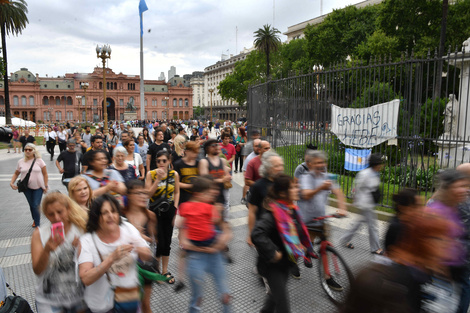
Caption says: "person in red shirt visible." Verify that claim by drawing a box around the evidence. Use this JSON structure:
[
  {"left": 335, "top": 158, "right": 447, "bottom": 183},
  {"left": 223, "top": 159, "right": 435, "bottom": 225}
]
[
  {"left": 245, "top": 140, "right": 270, "bottom": 187},
  {"left": 219, "top": 133, "right": 236, "bottom": 169},
  {"left": 178, "top": 176, "right": 232, "bottom": 312}
]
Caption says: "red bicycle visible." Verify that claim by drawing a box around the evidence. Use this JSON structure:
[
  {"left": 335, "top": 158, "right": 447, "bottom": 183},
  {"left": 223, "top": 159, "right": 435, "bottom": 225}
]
[{"left": 308, "top": 214, "right": 354, "bottom": 306}]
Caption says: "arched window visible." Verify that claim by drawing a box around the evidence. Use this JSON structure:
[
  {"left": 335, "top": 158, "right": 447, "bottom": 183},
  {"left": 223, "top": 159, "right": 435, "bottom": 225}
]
[
  {"left": 114, "top": 82, "right": 117, "bottom": 90},
  {"left": 29, "top": 96, "right": 34, "bottom": 106},
  {"left": 185, "top": 99, "right": 189, "bottom": 107},
  {"left": 173, "top": 99, "right": 177, "bottom": 107},
  {"left": 21, "top": 96, "right": 26, "bottom": 106},
  {"left": 179, "top": 99, "right": 183, "bottom": 107},
  {"left": 13, "top": 96, "right": 18, "bottom": 106},
  {"left": 56, "top": 97, "right": 60, "bottom": 105},
  {"left": 99, "top": 82, "right": 103, "bottom": 89}
]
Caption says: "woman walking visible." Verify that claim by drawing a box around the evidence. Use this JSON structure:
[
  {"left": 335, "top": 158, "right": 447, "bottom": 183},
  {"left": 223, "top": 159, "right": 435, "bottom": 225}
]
[
  {"left": 44, "top": 126, "right": 57, "bottom": 161},
  {"left": 111, "top": 146, "right": 138, "bottom": 184},
  {"left": 10, "top": 143, "right": 48, "bottom": 227},
  {"left": 31, "top": 192, "right": 88, "bottom": 313},
  {"left": 68, "top": 176, "right": 93, "bottom": 212},
  {"left": 106, "top": 127, "right": 119, "bottom": 156},
  {"left": 234, "top": 127, "right": 247, "bottom": 173},
  {"left": 145, "top": 150, "right": 180, "bottom": 284},
  {"left": 252, "top": 174, "right": 316, "bottom": 313},
  {"left": 78, "top": 194, "right": 151, "bottom": 313},
  {"left": 57, "top": 125, "right": 68, "bottom": 153},
  {"left": 123, "top": 139, "right": 144, "bottom": 180}
]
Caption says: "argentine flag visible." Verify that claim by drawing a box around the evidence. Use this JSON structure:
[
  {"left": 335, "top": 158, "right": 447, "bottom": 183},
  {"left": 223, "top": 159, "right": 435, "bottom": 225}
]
[{"left": 345, "top": 148, "right": 371, "bottom": 171}]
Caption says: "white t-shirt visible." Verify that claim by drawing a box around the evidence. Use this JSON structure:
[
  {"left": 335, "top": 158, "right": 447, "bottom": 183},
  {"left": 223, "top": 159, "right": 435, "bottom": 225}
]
[
  {"left": 44, "top": 131, "right": 57, "bottom": 142},
  {"left": 57, "top": 130, "right": 67, "bottom": 142},
  {"left": 78, "top": 222, "right": 148, "bottom": 313},
  {"left": 125, "top": 153, "right": 143, "bottom": 178},
  {"left": 36, "top": 224, "right": 85, "bottom": 308}
]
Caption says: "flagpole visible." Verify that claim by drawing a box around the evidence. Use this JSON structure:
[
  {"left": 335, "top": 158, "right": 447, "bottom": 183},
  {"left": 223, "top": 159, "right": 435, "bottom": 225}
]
[{"left": 140, "top": 13, "right": 145, "bottom": 121}]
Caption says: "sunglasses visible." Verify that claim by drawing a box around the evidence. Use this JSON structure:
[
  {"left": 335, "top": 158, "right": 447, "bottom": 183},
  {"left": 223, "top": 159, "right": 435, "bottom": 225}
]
[
  {"left": 24, "top": 149, "right": 33, "bottom": 152},
  {"left": 157, "top": 159, "right": 168, "bottom": 164}
]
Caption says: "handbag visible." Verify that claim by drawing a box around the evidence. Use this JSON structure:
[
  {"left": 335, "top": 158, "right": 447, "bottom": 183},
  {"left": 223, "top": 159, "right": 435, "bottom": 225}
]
[
  {"left": 92, "top": 235, "right": 140, "bottom": 313},
  {"left": 148, "top": 171, "right": 171, "bottom": 213},
  {"left": 16, "top": 158, "right": 36, "bottom": 193}
]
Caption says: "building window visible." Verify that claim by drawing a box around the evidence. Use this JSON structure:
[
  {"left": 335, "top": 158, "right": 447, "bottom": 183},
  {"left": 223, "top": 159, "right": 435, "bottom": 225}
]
[
  {"left": 152, "top": 99, "right": 157, "bottom": 106},
  {"left": 0, "top": 97, "right": 4, "bottom": 105},
  {"left": 99, "top": 82, "right": 103, "bottom": 89},
  {"left": 67, "top": 97, "right": 72, "bottom": 105},
  {"left": 13, "top": 96, "right": 18, "bottom": 106},
  {"left": 120, "top": 99, "right": 124, "bottom": 106},
  {"left": 144, "top": 99, "right": 147, "bottom": 107},
  {"left": 82, "top": 111, "right": 86, "bottom": 122},
  {"left": 44, "top": 111, "right": 50, "bottom": 121},
  {"left": 56, "top": 98, "right": 60, "bottom": 105},
  {"left": 93, "top": 99, "right": 97, "bottom": 106},
  {"left": 120, "top": 113, "right": 124, "bottom": 120},
  {"left": 67, "top": 111, "right": 73, "bottom": 120},
  {"left": 173, "top": 99, "right": 177, "bottom": 107},
  {"left": 21, "top": 96, "right": 26, "bottom": 106},
  {"left": 179, "top": 99, "right": 183, "bottom": 107},
  {"left": 55, "top": 111, "right": 62, "bottom": 121},
  {"left": 128, "top": 83, "right": 135, "bottom": 90},
  {"left": 43, "top": 97, "right": 48, "bottom": 105},
  {"left": 144, "top": 111, "right": 148, "bottom": 119},
  {"left": 185, "top": 99, "right": 189, "bottom": 107},
  {"left": 152, "top": 111, "right": 157, "bottom": 119},
  {"left": 29, "top": 96, "right": 34, "bottom": 106}
]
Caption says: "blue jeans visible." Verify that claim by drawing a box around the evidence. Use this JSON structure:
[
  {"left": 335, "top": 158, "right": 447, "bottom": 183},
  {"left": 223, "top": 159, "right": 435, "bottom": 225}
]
[
  {"left": 24, "top": 188, "right": 43, "bottom": 226},
  {"left": 186, "top": 251, "right": 230, "bottom": 313},
  {"left": 456, "top": 268, "right": 470, "bottom": 313}
]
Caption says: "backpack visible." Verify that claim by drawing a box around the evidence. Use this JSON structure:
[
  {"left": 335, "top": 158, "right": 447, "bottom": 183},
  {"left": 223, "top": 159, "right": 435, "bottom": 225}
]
[{"left": 0, "top": 268, "right": 33, "bottom": 313}]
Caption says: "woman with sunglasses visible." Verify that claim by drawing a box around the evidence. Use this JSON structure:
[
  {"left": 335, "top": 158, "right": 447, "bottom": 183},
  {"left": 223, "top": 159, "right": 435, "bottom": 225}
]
[
  {"left": 145, "top": 150, "right": 180, "bottom": 285},
  {"left": 10, "top": 143, "right": 48, "bottom": 227}
]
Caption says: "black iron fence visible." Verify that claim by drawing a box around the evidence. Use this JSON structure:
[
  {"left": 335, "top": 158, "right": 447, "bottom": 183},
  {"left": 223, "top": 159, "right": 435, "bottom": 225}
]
[{"left": 247, "top": 49, "right": 470, "bottom": 209}]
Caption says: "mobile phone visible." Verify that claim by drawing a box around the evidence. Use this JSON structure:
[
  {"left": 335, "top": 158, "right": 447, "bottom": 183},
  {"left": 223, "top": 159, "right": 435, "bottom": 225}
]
[{"left": 51, "top": 222, "right": 65, "bottom": 240}]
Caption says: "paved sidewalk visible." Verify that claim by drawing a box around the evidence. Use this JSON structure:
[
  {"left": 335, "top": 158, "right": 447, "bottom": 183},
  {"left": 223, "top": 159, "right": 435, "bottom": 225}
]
[{"left": 0, "top": 140, "right": 391, "bottom": 312}]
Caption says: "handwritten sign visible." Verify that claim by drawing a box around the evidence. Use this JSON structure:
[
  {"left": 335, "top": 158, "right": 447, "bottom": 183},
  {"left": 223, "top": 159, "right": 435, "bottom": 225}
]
[{"left": 331, "top": 100, "right": 400, "bottom": 148}]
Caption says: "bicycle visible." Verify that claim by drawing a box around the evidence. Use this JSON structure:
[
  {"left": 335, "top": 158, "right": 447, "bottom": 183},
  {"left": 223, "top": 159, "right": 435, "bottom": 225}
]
[{"left": 307, "top": 214, "right": 354, "bottom": 306}]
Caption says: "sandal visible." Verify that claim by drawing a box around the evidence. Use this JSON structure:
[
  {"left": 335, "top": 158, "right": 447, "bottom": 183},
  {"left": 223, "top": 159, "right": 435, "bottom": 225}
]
[
  {"left": 371, "top": 250, "right": 384, "bottom": 255},
  {"left": 345, "top": 243, "right": 354, "bottom": 249},
  {"left": 163, "top": 272, "right": 175, "bottom": 284}
]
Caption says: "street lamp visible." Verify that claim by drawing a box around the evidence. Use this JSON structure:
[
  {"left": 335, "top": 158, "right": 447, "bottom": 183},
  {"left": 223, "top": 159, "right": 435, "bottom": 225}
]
[
  {"left": 75, "top": 95, "right": 82, "bottom": 122},
  {"left": 208, "top": 88, "right": 214, "bottom": 123},
  {"left": 96, "top": 44, "right": 112, "bottom": 135},
  {"left": 164, "top": 96, "right": 169, "bottom": 121},
  {"left": 48, "top": 106, "right": 53, "bottom": 122},
  {"left": 81, "top": 82, "right": 89, "bottom": 123}
]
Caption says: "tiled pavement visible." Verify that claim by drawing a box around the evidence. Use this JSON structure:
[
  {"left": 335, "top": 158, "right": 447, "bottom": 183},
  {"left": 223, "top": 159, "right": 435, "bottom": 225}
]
[{"left": 0, "top": 139, "right": 391, "bottom": 313}]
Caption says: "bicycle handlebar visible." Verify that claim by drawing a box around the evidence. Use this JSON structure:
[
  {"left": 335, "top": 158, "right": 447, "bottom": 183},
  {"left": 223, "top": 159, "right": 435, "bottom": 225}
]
[{"left": 311, "top": 213, "right": 346, "bottom": 222}]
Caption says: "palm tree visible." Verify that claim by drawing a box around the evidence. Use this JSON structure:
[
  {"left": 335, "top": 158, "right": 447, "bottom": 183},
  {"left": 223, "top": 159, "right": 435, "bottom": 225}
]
[
  {"left": 253, "top": 24, "right": 281, "bottom": 79},
  {"left": 0, "top": 0, "right": 28, "bottom": 125}
]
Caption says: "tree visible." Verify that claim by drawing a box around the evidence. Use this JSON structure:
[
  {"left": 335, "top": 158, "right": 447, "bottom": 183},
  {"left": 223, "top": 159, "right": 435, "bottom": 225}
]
[
  {"left": 253, "top": 24, "right": 281, "bottom": 79},
  {"left": 0, "top": 0, "right": 28, "bottom": 125}
]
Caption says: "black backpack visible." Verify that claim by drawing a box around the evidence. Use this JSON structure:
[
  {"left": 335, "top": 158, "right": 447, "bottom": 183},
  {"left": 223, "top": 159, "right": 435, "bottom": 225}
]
[{"left": 0, "top": 268, "right": 33, "bottom": 313}]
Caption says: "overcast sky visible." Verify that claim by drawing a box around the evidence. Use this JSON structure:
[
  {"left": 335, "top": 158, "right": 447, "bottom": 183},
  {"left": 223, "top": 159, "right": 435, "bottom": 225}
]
[{"left": 8, "top": 0, "right": 357, "bottom": 80}]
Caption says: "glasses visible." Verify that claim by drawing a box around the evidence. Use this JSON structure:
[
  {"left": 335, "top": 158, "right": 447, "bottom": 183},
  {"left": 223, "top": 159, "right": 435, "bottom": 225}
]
[
  {"left": 130, "top": 191, "right": 148, "bottom": 196},
  {"left": 157, "top": 159, "right": 168, "bottom": 164},
  {"left": 24, "top": 149, "right": 33, "bottom": 152}
]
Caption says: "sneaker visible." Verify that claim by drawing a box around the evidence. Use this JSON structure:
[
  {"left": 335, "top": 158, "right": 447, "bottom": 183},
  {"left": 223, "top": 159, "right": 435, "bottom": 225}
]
[
  {"left": 326, "top": 277, "right": 343, "bottom": 291},
  {"left": 290, "top": 263, "right": 301, "bottom": 279},
  {"left": 304, "top": 257, "right": 313, "bottom": 268},
  {"left": 234, "top": 170, "right": 238, "bottom": 173}
]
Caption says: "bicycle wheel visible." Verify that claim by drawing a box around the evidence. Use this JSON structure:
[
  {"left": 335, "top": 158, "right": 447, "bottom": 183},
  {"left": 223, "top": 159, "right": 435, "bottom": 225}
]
[{"left": 317, "top": 245, "right": 354, "bottom": 306}]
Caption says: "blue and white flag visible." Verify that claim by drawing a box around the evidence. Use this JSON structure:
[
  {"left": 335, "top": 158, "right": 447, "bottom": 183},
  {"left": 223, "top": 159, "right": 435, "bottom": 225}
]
[
  {"left": 345, "top": 148, "right": 371, "bottom": 171},
  {"left": 139, "top": 0, "right": 148, "bottom": 37}
]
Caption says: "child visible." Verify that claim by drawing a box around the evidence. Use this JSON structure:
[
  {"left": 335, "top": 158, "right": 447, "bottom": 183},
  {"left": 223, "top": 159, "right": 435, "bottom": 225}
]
[{"left": 178, "top": 176, "right": 231, "bottom": 312}]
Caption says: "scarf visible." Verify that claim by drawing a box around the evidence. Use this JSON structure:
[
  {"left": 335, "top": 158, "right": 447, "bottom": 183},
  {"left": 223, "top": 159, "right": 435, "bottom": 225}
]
[
  {"left": 85, "top": 173, "right": 110, "bottom": 187},
  {"left": 270, "top": 200, "right": 317, "bottom": 263}
]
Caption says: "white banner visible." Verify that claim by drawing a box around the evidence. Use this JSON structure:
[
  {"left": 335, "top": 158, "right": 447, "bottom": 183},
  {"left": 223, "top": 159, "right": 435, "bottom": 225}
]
[{"left": 331, "top": 99, "right": 400, "bottom": 148}]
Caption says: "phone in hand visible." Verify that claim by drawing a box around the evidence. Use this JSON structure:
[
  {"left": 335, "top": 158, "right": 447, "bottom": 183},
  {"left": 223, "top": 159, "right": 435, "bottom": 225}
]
[{"left": 51, "top": 222, "right": 65, "bottom": 240}]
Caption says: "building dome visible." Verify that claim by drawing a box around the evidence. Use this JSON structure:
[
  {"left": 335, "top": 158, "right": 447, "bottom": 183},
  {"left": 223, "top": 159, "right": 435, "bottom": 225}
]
[{"left": 11, "top": 68, "right": 36, "bottom": 82}]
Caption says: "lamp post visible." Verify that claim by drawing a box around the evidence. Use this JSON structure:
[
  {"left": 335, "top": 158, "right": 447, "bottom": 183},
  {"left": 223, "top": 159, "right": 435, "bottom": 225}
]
[
  {"left": 96, "top": 44, "right": 112, "bottom": 135},
  {"left": 81, "top": 82, "right": 89, "bottom": 124},
  {"left": 75, "top": 95, "right": 82, "bottom": 122},
  {"left": 48, "top": 106, "right": 53, "bottom": 122},
  {"left": 164, "top": 96, "right": 169, "bottom": 121},
  {"left": 208, "top": 88, "right": 214, "bottom": 123}
]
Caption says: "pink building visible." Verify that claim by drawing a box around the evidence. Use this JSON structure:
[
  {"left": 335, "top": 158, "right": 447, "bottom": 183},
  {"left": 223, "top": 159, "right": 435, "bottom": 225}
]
[{"left": 0, "top": 67, "right": 193, "bottom": 123}]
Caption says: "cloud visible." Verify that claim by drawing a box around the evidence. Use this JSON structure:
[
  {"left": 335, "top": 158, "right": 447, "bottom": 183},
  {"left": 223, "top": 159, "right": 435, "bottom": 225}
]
[{"left": 7, "top": 0, "right": 355, "bottom": 80}]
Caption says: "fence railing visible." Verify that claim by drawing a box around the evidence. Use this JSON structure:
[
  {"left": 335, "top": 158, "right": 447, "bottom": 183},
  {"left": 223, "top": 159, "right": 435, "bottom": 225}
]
[{"left": 247, "top": 50, "right": 470, "bottom": 209}]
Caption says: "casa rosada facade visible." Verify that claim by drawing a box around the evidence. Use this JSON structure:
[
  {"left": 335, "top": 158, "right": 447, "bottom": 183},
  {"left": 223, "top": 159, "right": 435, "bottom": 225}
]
[{"left": 0, "top": 67, "right": 193, "bottom": 123}]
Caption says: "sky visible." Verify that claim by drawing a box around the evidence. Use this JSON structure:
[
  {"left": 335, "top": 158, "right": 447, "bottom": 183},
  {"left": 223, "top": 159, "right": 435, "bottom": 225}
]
[{"left": 8, "top": 0, "right": 358, "bottom": 80}]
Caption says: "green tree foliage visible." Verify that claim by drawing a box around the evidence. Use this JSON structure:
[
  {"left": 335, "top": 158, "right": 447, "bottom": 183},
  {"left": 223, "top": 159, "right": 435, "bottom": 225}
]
[
  {"left": 0, "top": 0, "right": 29, "bottom": 125},
  {"left": 446, "top": 0, "right": 470, "bottom": 50},
  {"left": 253, "top": 24, "right": 281, "bottom": 78},
  {"left": 303, "top": 5, "right": 378, "bottom": 67}
]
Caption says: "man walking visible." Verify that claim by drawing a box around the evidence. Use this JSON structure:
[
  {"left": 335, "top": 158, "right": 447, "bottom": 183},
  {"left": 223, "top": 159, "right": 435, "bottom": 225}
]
[
  {"left": 56, "top": 139, "right": 82, "bottom": 187},
  {"left": 146, "top": 128, "right": 171, "bottom": 171}
]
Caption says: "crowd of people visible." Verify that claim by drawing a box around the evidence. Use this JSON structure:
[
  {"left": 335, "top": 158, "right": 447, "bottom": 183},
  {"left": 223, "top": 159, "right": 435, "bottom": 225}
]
[{"left": 6, "top": 118, "right": 470, "bottom": 313}]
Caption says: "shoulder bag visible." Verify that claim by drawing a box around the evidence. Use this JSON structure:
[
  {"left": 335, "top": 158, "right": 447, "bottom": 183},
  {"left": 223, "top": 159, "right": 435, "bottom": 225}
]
[
  {"left": 148, "top": 171, "right": 171, "bottom": 214},
  {"left": 16, "top": 158, "right": 36, "bottom": 193}
]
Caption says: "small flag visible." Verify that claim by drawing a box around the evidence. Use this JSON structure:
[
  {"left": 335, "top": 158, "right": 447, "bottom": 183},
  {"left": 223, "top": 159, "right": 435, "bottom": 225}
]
[
  {"left": 139, "top": 0, "right": 148, "bottom": 37},
  {"left": 345, "top": 148, "right": 371, "bottom": 171}
]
